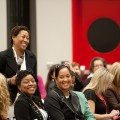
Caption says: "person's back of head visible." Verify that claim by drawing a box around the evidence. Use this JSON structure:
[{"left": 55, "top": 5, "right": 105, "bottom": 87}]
[{"left": 45, "top": 64, "right": 59, "bottom": 92}]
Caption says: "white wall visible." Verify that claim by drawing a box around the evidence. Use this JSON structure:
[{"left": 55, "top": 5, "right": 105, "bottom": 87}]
[
  {"left": 36, "top": 0, "right": 72, "bottom": 82},
  {"left": 0, "top": 0, "right": 7, "bottom": 51}
]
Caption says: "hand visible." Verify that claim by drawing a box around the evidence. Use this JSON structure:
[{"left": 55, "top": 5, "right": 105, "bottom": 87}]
[
  {"left": 9, "top": 75, "right": 17, "bottom": 85},
  {"left": 113, "top": 115, "right": 120, "bottom": 120},
  {"left": 110, "top": 109, "right": 119, "bottom": 119}
]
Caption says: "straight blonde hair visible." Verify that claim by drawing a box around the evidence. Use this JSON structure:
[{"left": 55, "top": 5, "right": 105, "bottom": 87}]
[{"left": 83, "top": 67, "right": 113, "bottom": 94}]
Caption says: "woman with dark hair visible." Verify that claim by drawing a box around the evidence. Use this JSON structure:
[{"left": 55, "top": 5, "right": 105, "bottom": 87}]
[
  {"left": 44, "top": 64, "right": 95, "bottom": 120},
  {"left": 84, "top": 57, "right": 107, "bottom": 86},
  {"left": 45, "top": 64, "right": 59, "bottom": 93},
  {"left": 0, "top": 25, "right": 38, "bottom": 104},
  {"left": 14, "top": 70, "right": 49, "bottom": 120}
]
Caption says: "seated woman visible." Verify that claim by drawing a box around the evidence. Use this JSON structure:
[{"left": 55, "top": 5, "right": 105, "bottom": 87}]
[
  {"left": 104, "top": 62, "right": 120, "bottom": 111},
  {"left": 44, "top": 64, "right": 95, "bottom": 120},
  {"left": 14, "top": 70, "right": 49, "bottom": 120},
  {"left": 83, "top": 67, "right": 119, "bottom": 120},
  {"left": 0, "top": 73, "right": 10, "bottom": 120}
]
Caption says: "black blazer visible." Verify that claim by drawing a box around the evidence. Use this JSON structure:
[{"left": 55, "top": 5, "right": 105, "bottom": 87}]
[
  {"left": 0, "top": 47, "right": 37, "bottom": 103},
  {"left": 44, "top": 86, "right": 84, "bottom": 120},
  {"left": 14, "top": 93, "right": 46, "bottom": 120}
]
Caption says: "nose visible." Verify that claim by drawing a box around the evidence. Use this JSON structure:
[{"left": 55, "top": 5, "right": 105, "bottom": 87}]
[
  {"left": 24, "top": 37, "right": 29, "bottom": 43},
  {"left": 28, "top": 81, "right": 35, "bottom": 85},
  {"left": 63, "top": 77, "right": 68, "bottom": 82}
]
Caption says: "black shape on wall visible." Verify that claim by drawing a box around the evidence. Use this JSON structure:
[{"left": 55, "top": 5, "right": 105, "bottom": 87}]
[
  {"left": 87, "top": 18, "right": 120, "bottom": 53},
  {"left": 7, "top": 0, "right": 30, "bottom": 48}
]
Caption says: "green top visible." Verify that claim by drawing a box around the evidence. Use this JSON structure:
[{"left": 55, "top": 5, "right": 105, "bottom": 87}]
[{"left": 73, "top": 91, "right": 95, "bottom": 120}]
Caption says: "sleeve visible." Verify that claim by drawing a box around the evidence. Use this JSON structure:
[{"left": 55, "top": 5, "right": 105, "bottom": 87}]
[
  {"left": 74, "top": 91, "right": 95, "bottom": 120},
  {"left": 104, "top": 89, "right": 120, "bottom": 110},
  {"left": 14, "top": 100, "right": 31, "bottom": 120},
  {"left": 37, "top": 75, "right": 46, "bottom": 99},
  {"left": 84, "top": 89, "right": 96, "bottom": 103},
  {"left": 44, "top": 92, "right": 65, "bottom": 120},
  {"left": 0, "top": 52, "right": 6, "bottom": 73}
]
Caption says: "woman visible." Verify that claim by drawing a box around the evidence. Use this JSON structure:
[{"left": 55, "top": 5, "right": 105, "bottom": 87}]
[
  {"left": 14, "top": 70, "right": 48, "bottom": 120},
  {"left": 71, "top": 62, "right": 84, "bottom": 91},
  {"left": 0, "top": 73, "right": 10, "bottom": 120},
  {"left": 84, "top": 57, "right": 107, "bottom": 86},
  {"left": 45, "top": 64, "right": 58, "bottom": 93},
  {"left": 0, "top": 25, "right": 38, "bottom": 104},
  {"left": 44, "top": 64, "right": 95, "bottom": 120},
  {"left": 83, "top": 67, "right": 119, "bottom": 120},
  {"left": 104, "top": 62, "right": 120, "bottom": 111}
]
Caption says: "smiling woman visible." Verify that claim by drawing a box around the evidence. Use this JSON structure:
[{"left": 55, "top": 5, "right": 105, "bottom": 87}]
[
  {"left": 0, "top": 25, "right": 39, "bottom": 119},
  {"left": 44, "top": 64, "right": 95, "bottom": 120},
  {"left": 14, "top": 70, "right": 49, "bottom": 120},
  {"left": 0, "top": 25, "right": 38, "bottom": 104}
]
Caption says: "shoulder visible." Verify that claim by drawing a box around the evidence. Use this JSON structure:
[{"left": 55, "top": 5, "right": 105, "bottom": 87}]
[
  {"left": 47, "top": 89, "right": 61, "bottom": 99},
  {"left": 14, "top": 95, "right": 30, "bottom": 110},
  {"left": 84, "top": 89, "right": 96, "bottom": 101},
  {"left": 15, "top": 94, "right": 29, "bottom": 104},
  {"left": 45, "top": 88, "right": 63, "bottom": 104},
  {"left": 0, "top": 48, "right": 12, "bottom": 56},
  {"left": 25, "top": 50, "right": 36, "bottom": 57},
  {"left": 84, "top": 89, "right": 95, "bottom": 95},
  {"left": 73, "top": 91, "right": 85, "bottom": 100},
  {"left": 104, "top": 88, "right": 116, "bottom": 96}
]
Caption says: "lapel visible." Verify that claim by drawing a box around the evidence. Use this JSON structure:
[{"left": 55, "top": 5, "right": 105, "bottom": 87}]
[
  {"left": 6, "top": 48, "right": 18, "bottom": 73},
  {"left": 25, "top": 50, "right": 35, "bottom": 70},
  {"left": 54, "top": 87, "right": 80, "bottom": 113},
  {"left": 70, "top": 91, "right": 80, "bottom": 112}
]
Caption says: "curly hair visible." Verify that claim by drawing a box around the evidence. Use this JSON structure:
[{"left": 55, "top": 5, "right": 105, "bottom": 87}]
[
  {"left": 0, "top": 73, "right": 10, "bottom": 119},
  {"left": 10, "top": 25, "right": 30, "bottom": 45}
]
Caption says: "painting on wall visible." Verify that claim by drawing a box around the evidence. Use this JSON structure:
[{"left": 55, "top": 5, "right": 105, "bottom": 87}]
[{"left": 72, "top": 0, "right": 120, "bottom": 68}]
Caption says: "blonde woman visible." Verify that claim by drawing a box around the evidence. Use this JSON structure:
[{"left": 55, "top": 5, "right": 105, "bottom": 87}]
[
  {"left": 0, "top": 73, "right": 10, "bottom": 120},
  {"left": 83, "top": 67, "right": 119, "bottom": 120},
  {"left": 104, "top": 62, "right": 120, "bottom": 111}
]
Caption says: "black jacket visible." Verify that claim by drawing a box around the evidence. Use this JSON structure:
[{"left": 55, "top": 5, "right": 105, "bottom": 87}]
[
  {"left": 14, "top": 93, "right": 48, "bottom": 120},
  {"left": 44, "top": 86, "right": 84, "bottom": 120},
  {"left": 0, "top": 48, "right": 37, "bottom": 103}
]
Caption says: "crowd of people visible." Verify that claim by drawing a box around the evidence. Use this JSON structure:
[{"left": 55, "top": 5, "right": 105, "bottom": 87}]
[{"left": 0, "top": 25, "right": 120, "bottom": 120}]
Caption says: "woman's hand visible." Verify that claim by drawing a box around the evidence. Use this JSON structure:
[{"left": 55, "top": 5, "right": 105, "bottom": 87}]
[{"left": 110, "top": 109, "right": 119, "bottom": 120}]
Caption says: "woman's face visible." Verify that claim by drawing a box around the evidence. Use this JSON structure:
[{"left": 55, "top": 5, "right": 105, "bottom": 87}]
[
  {"left": 12, "top": 30, "right": 29, "bottom": 52},
  {"left": 73, "top": 65, "right": 81, "bottom": 75},
  {"left": 55, "top": 67, "right": 72, "bottom": 92},
  {"left": 18, "top": 74, "right": 37, "bottom": 96},
  {"left": 93, "top": 60, "right": 104, "bottom": 73}
]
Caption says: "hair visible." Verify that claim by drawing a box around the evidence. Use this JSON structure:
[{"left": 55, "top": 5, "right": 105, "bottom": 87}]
[
  {"left": 45, "top": 64, "right": 58, "bottom": 91},
  {"left": 110, "top": 62, "right": 120, "bottom": 87},
  {"left": 89, "top": 57, "right": 107, "bottom": 72},
  {"left": 54, "top": 64, "right": 71, "bottom": 78},
  {"left": 83, "top": 67, "right": 113, "bottom": 94},
  {"left": 0, "top": 73, "right": 10, "bottom": 119},
  {"left": 71, "top": 62, "right": 80, "bottom": 68},
  {"left": 16, "top": 70, "right": 36, "bottom": 87},
  {"left": 61, "top": 60, "right": 70, "bottom": 68},
  {"left": 10, "top": 25, "right": 30, "bottom": 45}
]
